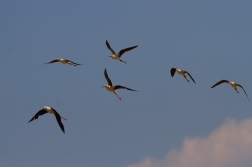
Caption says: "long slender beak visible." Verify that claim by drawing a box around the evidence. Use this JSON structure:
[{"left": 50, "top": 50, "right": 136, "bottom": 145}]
[{"left": 101, "top": 86, "right": 105, "bottom": 88}]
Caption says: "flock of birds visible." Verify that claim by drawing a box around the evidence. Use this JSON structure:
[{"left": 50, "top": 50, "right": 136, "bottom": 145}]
[{"left": 28, "top": 40, "right": 250, "bottom": 133}]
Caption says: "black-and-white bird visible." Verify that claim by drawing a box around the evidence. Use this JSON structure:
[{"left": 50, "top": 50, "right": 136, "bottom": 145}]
[
  {"left": 102, "top": 68, "right": 137, "bottom": 100},
  {"left": 106, "top": 40, "right": 138, "bottom": 64},
  {"left": 211, "top": 80, "right": 249, "bottom": 101},
  {"left": 170, "top": 68, "right": 196, "bottom": 84},
  {"left": 45, "top": 58, "right": 82, "bottom": 66},
  {"left": 28, "top": 106, "right": 67, "bottom": 133}
]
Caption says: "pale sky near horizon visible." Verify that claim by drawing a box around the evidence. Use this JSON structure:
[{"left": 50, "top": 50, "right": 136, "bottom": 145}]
[{"left": 1, "top": 1, "right": 252, "bottom": 167}]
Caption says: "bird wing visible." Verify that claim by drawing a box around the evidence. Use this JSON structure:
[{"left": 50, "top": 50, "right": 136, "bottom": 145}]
[
  {"left": 104, "top": 68, "right": 112, "bottom": 86},
  {"left": 54, "top": 112, "right": 65, "bottom": 133},
  {"left": 170, "top": 68, "right": 177, "bottom": 77},
  {"left": 115, "top": 85, "right": 138, "bottom": 91},
  {"left": 69, "top": 60, "right": 82, "bottom": 66},
  {"left": 28, "top": 109, "right": 47, "bottom": 123},
  {"left": 51, "top": 108, "right": 65, "bottom": 133},
  {"left": 185, "top": 71, "right": 196, "bottom": 84},
  {"left": 118, "top": 45, "right": 138, "bottom": 57},
  {"left": 237, "top": 84, "right": 250, "bottom": 101},
  {"left": 45, "top": 59, "right": 59, "bottom": 64},
  {"left": 106, "top": 40, "right": 116, "bottom": 54},
  {"left": 211, "top": 80, "right": 229, "bottom": 88}
]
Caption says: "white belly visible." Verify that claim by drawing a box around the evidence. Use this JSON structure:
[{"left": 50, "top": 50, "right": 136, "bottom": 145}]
[
  {"left": 45, "top": 108, "right": 54, "bottom": 114},
  {"left": 106, "top": 86, "right": 115, "bottom": 92},
  {"left": 177, "top": 70, "right": 185, "bottom": 76},
  {"left": 111, "top": 54, "right": 120, "bottom": 60},
  {"left": 59, "top": 59, "right": 69, "bottom": 64},
  {"left": 230, "top": 83, "right": 237, "bottom": 89}
]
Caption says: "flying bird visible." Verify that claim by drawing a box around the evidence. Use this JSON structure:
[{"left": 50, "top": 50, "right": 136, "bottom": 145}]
[
  {"left": 102, "top": 68, "right": 137, "bottom": 100},
  {"left": 106, "top": 40, "right": 138, "bottom": 64},
  {"left": 170, "top": 68, "right": 196, "bottom": 84},
  {"left": 211, "top": 80, "right": 249, "bottom": 101},
  {"left": 44, "top": 58, "right": 82, "bottom": 66},
  {"left": 28, "top": 106, "right": 67, "bottom": 133}
]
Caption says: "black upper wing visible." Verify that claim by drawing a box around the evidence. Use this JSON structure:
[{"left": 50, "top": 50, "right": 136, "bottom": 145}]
[
  {"left": 54, "top": 112, "right": 65, "bottom": 133},
  {"left": 211, "top": 80, "right": 229, "bottom": 88},
  {"left": 106, "top": 40, "right": 116, "bottom": 54},
  {"left": 51, "top": 107, "right": 65, "bottom": 133},
  {"left": 104, "top": 68, "right": 112, "bottom": 86},
  {"left": 185, "top": 71, "right": 196, "bottom": 84},
  {"left": 118, "top": 45, "right": 138, "bottom": 57},
  {"left": 114, "top": 85, "right": 138, "bottom": 91},
  {"left": 28, "top": 109, "right": 47, "bottom": 123},
  {"left": 170, "top": 68, "right": 177, "bottom": 77},
  {"left": 237, "top": 84, "right": 250, "bottom": 101},
  {"left": 45, "top": 59, "right": 59, "bottom": 64},
  {"left": 69, "top": 60, "right": 82, "bottom": 66}
]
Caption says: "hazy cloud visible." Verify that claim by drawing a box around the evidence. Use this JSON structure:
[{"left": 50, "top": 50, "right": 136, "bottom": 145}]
[{"left": 127, "top": 117, "right": 252, "bottom": 167}]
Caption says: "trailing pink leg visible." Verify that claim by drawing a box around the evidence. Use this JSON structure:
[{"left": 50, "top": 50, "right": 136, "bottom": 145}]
[
  {"left": 60, "top": 115, "right": 67, "bottom": 120},
  {"left": 184, "top": 76, "right": 189, "bottom": 82},
  {"left": 120, "top": 59, "right": 127, "bottom": 64},
  {"left": 114, "top": 92, "right": 122, "bottom": 100}
]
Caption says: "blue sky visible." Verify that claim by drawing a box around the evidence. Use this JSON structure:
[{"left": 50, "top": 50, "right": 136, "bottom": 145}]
[{"left": 1, "top": 1, "right": 252, "bottom": 167}]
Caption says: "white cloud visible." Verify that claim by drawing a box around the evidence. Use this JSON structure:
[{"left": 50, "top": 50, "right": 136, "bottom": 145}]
[{"left": 127, "top": 117, "right": 252, "bottom": 167}]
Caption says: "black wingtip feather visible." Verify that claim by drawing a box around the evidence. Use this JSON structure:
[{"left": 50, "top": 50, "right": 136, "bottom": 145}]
[{"left": 170, "top": 68, "right": 176, "bottom": 77}]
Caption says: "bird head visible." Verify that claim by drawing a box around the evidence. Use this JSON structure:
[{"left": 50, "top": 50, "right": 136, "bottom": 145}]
[
  {"left": 101, "top": 84, "right": 108, "bottom": 88},
  {"left": 44, "top": 106, "right": 50, "bottom": 110}
]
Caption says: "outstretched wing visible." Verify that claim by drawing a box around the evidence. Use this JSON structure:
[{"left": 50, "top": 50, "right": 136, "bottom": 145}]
[
  {"left": 115, "top": 85, "right": 138, "bottom": 91},
  {"left": 170, "top": 68, "right": 177, "bottom": 77},
  {"left": 104, "top": 68, "right": 112, "bottom": 86},
  {"left": 51, "top": 107, "right": 65, "bottom": 133},
  {"left": 44, "top": 59, "right": 59, "bottom": 64},
  {"left": 28, "top": 109, "right": 47, "bottom": 123},
  {"left": 211, "top": 80, "right": 229, "bottom": 88},
  {"left": 106, "top": 40, "right": 116, "bottom": 54},
  {"left": 185, "top": 71, "right": 196, "bottom": 84},
  {"left": 54, "top": 112, "right": 65, "bottom": 133},
  {"left": 237, "top": 84, "right": 250, "bottom": 101},
  {"left": 69, "top": 60, "right": 82, "bottom": 66},
  {"left": 118, "top": 45, "right": 138, "bottom": 57}
]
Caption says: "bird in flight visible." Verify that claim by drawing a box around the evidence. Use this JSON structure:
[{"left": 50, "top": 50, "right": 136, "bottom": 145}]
[
  {"left": 102, "top": 68, "right": 138, "bottom": 100},
  {"left": 211, "top": 80, "right": 249, "bottom": 101},
  {"left": 45, "top": 58, "right": 82, "bottom": 66},
  {"left": 106, "top": 40, "right": 138, "bottom": 64},
  {"left": 170, "top": 68, "right": 196, "bottom": 84},
  {"left": 28, "top": 106, "right": 67, "bottom": 133}
]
